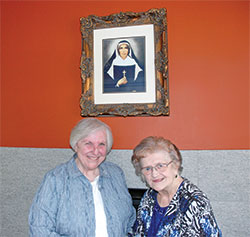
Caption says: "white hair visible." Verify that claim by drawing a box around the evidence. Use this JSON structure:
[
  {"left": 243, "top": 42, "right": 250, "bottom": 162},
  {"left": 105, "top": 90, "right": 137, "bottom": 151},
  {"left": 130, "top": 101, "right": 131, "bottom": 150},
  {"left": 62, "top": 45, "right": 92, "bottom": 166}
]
[{"left": 70, "top": 118, "right": 113, "bottom": 153}]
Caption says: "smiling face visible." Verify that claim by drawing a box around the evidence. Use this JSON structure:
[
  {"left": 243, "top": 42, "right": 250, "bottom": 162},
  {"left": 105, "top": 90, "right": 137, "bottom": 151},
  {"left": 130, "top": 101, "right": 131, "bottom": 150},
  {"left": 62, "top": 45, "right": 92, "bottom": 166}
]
[
  {"left": 140, "top": 151, "right": 179, "bottom": 193},
  {"left": 75, "top": 129, "right": 107, "bottom": 177},
  {"left": 118, "top": 43, "right": 129, "bottom": 60}
]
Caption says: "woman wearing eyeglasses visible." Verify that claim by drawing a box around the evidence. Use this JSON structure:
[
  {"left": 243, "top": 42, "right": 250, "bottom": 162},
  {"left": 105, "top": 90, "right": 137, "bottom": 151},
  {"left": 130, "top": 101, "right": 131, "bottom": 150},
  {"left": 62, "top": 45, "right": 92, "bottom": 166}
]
[{"left": 130, "top": 136, "right": 222, "bottom": 237}]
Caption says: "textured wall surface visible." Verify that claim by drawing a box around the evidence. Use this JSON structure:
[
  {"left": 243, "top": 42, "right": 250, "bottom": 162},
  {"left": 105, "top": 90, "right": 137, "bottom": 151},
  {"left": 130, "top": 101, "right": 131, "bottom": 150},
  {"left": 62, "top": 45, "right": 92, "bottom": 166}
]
[{"left": 1, "top": 147, "right": 249, "bottom": 236}]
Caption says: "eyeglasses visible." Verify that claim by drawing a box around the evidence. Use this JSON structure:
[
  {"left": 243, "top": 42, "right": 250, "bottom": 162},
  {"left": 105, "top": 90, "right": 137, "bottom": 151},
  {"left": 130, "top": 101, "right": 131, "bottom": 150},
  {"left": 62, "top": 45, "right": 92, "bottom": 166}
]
[{"left": 141, "top": 161, "right": 173, "bottom": 175}]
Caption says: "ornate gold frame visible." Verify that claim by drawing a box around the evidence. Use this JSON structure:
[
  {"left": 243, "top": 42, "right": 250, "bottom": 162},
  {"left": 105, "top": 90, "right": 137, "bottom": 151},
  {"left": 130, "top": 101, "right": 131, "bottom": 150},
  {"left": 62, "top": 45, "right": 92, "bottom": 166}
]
[{"left": 80, "top": 8, "right": 169, "bottom": 116}]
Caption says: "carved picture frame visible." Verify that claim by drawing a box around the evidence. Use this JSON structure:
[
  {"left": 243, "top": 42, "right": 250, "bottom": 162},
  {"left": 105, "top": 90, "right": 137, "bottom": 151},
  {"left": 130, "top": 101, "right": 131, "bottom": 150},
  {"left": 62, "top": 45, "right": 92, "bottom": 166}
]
[{"left": 80, "top": 8, "right": 169, "bottom": 116}]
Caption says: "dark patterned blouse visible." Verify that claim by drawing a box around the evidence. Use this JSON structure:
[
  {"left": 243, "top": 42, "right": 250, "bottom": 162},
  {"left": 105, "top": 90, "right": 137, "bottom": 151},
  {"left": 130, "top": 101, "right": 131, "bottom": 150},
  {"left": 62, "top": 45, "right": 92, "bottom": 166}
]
[{"left": 131, "top": 178, "right": 222, "bottom": 237}]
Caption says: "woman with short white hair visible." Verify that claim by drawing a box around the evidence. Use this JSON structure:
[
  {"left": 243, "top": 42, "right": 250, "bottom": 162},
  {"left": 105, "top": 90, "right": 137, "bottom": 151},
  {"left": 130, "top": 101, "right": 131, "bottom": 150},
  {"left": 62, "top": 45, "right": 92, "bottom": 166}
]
[{"left": 29, "top": 118, "right": 135, "bottom": 236}]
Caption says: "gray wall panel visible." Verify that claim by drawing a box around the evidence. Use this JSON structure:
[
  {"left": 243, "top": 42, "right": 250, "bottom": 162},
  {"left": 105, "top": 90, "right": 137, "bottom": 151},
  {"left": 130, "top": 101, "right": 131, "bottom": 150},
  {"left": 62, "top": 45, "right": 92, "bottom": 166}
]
[{"left": 1, "top": 147, "right": 249, "bottom": 236}]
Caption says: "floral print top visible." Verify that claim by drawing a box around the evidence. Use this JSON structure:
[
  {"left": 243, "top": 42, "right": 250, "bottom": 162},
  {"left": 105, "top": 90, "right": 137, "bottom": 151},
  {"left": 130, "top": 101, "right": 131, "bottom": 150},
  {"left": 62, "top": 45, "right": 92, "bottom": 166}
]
[{"left": 131, "top": 178, "right": 222, "bottom": 237}]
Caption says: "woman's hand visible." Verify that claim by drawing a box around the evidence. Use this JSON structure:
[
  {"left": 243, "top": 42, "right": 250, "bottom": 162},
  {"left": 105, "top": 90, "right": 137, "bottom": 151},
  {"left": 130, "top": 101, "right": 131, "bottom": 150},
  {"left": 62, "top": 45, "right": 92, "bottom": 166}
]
[{"left": 116, "top": 76, "right": 128, "bottom": 87}]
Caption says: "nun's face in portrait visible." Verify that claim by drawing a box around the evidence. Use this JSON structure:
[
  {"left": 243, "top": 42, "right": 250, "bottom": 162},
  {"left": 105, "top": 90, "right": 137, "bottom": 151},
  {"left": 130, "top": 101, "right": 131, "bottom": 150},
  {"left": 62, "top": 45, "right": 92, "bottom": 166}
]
[{"left": 118, "top": 43, "right": 129, "bottom": 60}]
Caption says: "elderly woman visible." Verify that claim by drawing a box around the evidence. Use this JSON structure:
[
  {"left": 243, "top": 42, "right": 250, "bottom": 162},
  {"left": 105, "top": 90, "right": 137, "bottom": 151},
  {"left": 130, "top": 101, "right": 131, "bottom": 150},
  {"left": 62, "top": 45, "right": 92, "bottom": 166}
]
[
  {"left": 130, "top": 136, "right": 222, "bottom": 236},
  {"left": 29, "top": 118, "right": 135, "bottom": 236},
  {"left": 103, "top": 39, "right": 145, "bottom": 93}
]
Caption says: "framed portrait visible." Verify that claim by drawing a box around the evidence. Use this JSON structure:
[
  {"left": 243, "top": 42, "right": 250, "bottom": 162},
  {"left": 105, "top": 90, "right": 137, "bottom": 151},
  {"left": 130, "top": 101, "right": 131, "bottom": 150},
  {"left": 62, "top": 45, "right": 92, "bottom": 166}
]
[{"left": 80, "top": 8, "right": 169, "bottom": 116}]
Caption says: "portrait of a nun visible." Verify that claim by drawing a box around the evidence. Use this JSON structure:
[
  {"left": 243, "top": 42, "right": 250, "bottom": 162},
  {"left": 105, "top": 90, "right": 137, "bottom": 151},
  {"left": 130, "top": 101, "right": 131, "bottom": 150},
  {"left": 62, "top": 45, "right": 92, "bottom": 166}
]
[{"left": 103, "top": 39, "right": 145, "bottom": 93}]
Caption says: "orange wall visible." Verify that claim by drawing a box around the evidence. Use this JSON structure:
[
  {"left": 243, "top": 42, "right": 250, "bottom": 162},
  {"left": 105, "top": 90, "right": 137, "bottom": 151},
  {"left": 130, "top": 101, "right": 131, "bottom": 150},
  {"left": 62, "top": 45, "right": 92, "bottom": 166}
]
[{"left": 1, "top": 1, "right": 249, "bottom": 150}]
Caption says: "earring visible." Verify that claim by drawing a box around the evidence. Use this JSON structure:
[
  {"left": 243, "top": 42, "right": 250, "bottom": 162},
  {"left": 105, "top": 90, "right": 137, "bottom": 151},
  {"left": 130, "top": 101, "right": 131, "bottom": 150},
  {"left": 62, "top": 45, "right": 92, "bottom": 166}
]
[{"left": 175, "top": 174, "right": 178, "bottom": 178}]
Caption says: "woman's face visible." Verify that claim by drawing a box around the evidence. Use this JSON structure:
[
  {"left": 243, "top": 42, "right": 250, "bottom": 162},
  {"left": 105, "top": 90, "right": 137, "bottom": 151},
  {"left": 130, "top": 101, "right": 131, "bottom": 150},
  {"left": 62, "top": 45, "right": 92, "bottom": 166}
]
[
  {"left": 75, "top": 129, "right": 107, "bottom": 175},
  {"left": 140, "top": 151, "right": 179, "bottom": 193},
  {"left": 118, "top": 43, "right": 129, "bottom": 60}
]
